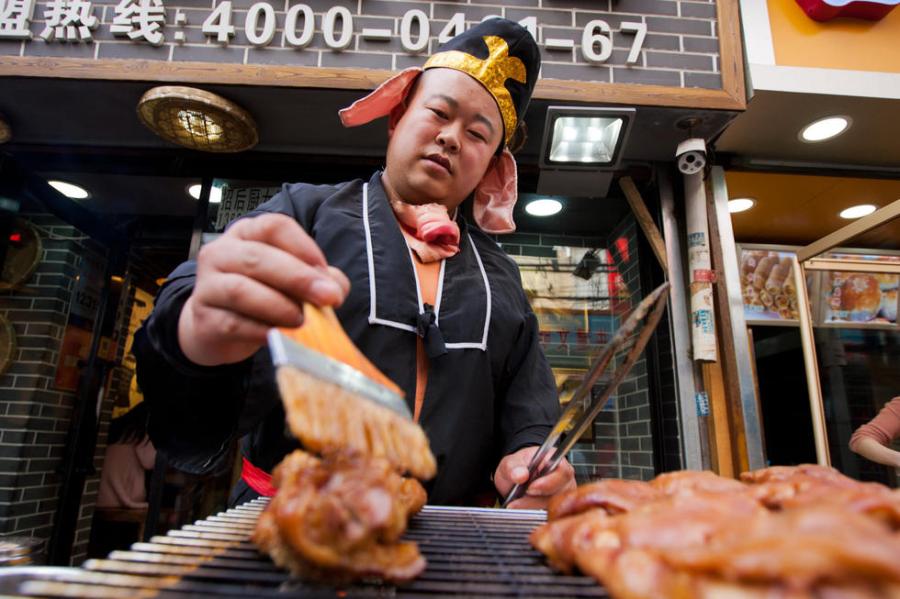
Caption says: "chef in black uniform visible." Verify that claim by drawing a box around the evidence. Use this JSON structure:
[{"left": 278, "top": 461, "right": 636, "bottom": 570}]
[{"left": 133, "top": 18, "right": 576, "bottom": 508}]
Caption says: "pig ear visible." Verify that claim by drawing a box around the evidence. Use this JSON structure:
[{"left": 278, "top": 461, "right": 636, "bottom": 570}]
[
  {"left": 473, "top": 149, "right": 518, "bottom": 234},
  {"left": 339, "top": 67, "right": 423, "bottom": 128}
]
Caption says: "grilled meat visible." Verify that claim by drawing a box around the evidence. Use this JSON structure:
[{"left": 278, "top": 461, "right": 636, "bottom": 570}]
[
  {"left": 533, "top": 466, "right": 900, "bottom": 599},
  {"left": 253, "top": 449, "right": 427, "bottom": 583}
]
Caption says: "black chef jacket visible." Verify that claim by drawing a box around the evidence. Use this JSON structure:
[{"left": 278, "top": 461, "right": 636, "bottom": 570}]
[{"left": 133, "top": 171, "right": 559, "bottom": 505}]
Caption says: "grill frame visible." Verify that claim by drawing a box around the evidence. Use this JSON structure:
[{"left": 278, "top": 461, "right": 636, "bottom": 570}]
[{"left": 7, "top": 499, "right": 608, "bottom": 598}]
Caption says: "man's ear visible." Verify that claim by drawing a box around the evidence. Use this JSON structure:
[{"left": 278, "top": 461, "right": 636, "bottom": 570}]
[{"left": 387, "top": 101, "right": 408, "bottom": 138}]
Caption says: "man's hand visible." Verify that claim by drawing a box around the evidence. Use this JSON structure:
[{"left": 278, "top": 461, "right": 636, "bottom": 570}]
[
  {"left": 178, "top": 213, "right": 350, "bottom": 366},
  {"left": 494, "top": 446, "right": 576, "bottom": 510}
]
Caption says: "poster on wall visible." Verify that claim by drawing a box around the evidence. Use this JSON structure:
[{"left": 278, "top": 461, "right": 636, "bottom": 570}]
[
  {"left": 821, "top": 253, "right": 899, "bottom": 326},
  {"left": 53, "top": 325, "right": 93, "bottom": 391},
  {"left": 513, "top": 246, "right": 626, "bottom": 371},
  {"left": 739, "top": 247, "right": 800, "bottom": 323}
]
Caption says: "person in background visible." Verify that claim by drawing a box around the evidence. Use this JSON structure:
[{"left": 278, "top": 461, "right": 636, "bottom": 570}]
[
  {"left": 849, "top": 397, "right": 900, "bottom": 469},
  {"left": 97, "top": 379, "right": 157, "bottom": 509}
]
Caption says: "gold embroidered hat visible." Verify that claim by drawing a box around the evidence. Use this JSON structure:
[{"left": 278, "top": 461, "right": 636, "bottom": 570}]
[{"left": 424, "top": 18, "right": 540, "bottom": 147}]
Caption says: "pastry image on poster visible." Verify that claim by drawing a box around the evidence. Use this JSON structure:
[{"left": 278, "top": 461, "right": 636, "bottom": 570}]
[
  {"left": 822, "top": 254, "right": 899, "bottom": 325},
  {"left": 739, "top": 248, "right": 799, "bottom": 322}
]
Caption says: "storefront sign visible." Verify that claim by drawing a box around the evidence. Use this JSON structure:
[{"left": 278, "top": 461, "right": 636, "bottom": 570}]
[
  {"left": 0, "top": 3, "right": 652, "bottom": 67},
  {"left": 795, "top": 0, "right": 899, "bottom": 21},
  {"left": 214, "top": 185, "right": 280, "bottom": 231}
]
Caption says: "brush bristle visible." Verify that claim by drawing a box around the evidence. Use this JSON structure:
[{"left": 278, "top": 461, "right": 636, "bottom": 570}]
[{"left": 276, "top": 366, "right": 437, "bottom": 480}]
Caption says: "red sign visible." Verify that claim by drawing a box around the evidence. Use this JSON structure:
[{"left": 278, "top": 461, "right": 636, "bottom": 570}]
[{"left": 795, "top": 0, "right": 899, "bottom": 21}]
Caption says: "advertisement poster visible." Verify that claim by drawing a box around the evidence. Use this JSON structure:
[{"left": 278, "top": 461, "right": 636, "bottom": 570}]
[
  {"left": 821, "top": 254, "right": 899, "bottom": 325},
  {"left": 740, "top": 248, "right": 800, "bottom": 322},
  {"left": 53, "top": 325, "right": 93, "bottom": 391},
  {"left": 514, "top": 246, "right": 626, "bottom": 370}
]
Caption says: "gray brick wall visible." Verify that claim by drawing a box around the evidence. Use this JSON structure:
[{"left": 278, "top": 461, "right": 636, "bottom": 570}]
[
  {"left": 0, "top": 213, "right": 111, "bottom": 565},
  {"left": 607, "top": 215, "right": 655, "bottom": 481},
  {"left": 498, "top": 215, "right": 659, "bottom": 484},
  {"left": 5, "top": 0, "right": 724, "bottom": 91}
]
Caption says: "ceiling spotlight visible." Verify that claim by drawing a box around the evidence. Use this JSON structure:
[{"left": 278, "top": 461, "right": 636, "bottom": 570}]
[
  {"left": 187, "top": 183, "right": 223, "bottom": 204},
  {"left": 728, "top": 198, "right": 755, "bottom": 213},
  {"left": 525, "top": 198, "right": 562, "bottom": 217},
  {"left": 137, "top": 86, "right": 258, "bottom": 153},
  {"left": 800, "top": 116, "right": 850, "bottom": 143},
  {"left": 839, "top": 204, "right": 876, "bottom": 219},
  {"left": 48, "top": 180, "right": 90, "bottom": 199}
]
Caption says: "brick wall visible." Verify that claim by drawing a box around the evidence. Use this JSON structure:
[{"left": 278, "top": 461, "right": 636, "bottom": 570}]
[
  {"left": 499, "top": 212, "right": 661, "bottom": 484},
  {"left": 2, "top": 0, "right": 724, "bottom": 91},
  {"left": 0, "top": 212, "right": 110, "bottom": 565}
]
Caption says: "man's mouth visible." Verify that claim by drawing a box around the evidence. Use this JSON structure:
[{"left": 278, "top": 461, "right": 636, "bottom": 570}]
[{"left": 424, "top": 154, "right": 452, "bottom": 174}]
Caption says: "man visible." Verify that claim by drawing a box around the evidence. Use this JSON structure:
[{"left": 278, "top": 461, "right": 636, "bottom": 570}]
[{"left": 134, "top": 18, "right": 576, "bottom": 508}]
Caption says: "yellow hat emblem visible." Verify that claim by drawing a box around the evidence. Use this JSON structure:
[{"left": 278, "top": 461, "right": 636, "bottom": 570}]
[{"left": 424, "top": 35, "right": 527, "bottom": 145}]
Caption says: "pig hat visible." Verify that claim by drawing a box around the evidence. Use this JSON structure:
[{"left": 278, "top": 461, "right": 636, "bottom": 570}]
[{"left": 339, "top": 18, "right": 541, "bottom": 234}]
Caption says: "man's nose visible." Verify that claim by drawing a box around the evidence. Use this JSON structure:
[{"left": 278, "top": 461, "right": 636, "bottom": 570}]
[{"left": 436, "top": 126, "right": 460, "bottom": 152}]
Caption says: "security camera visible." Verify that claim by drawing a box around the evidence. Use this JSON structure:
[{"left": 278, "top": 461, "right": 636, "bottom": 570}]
[{"left": 675, "top": 138, "right": 707, "bottom": 175}]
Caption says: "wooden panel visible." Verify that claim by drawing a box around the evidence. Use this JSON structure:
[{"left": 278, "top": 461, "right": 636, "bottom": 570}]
[
  {"left": 707, "top": 178, "right": 752, "bottom": 475},
  {"left": 702, "top": 358, "right": 735, "bottom": 478},
  {"left": 726, "top": 171, "right": 900, "bottom": 250}
]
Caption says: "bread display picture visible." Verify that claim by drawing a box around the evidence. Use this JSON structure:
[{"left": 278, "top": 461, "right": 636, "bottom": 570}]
[
  {"left": 823, "top": 254, "right": 899, "bottom": 325},
  {"left": 740, "top": 249, "right": 800, "bottom": 321}
]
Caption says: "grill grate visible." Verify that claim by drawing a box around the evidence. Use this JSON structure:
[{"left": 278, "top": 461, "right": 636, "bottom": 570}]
[{"left": 8, "top": 499, "right": 608, "bottom": 598}]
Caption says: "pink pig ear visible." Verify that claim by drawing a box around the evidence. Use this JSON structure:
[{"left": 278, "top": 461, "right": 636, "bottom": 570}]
[
  {"left": 338, "top": 67, "right": 422, "bottom": 127},
  {"left": 473, "top": 148, "right": 518, "bottom": 234}
]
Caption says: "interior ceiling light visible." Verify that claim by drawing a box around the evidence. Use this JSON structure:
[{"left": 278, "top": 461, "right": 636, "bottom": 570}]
[
  {"left": 187, "top": 183, "right": 223, "bottom": 204},
  {"left": 839, "top": 204, "right": 876, "bottom": 219},
  {"left": 728, "top": 198, "right": 755, "bottom": 213},
  {"left": 800, "top": 116, "right": 850, "bottom": 143},
  {"left": 525, "top": 198, "right": 562, "bottom": 217},
  {"left": 137, "top": 86, "right": 258, "bottom": 153},
  {"left": 48, "top": 180, "right": 90, "bottom": 199}
]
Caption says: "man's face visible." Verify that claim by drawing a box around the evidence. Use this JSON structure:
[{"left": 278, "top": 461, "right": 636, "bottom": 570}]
[{"left": 383, "top": 68, "right": 504, "bottom": 209}]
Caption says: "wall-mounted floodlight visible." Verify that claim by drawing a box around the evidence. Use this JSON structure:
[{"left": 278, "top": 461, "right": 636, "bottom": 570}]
[{"left": 537, "top": 106, "right": 635, "bottom": 197}]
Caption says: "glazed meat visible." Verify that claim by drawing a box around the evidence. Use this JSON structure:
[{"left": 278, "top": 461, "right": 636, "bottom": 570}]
[
  {"left": 742, "top": 464, "right": 900, "bottom": 528},
  {"left": 649, "top": 469, "right": 747, "bottom": 495},
  {"left": 667, "top": 506, "right": 900, "bottom": 599},
  {"left": 547, "top": 479, "right": 661, "bottom": 520},
  {"left": 532, "top": 466, "right": 900, "bottom": 599},
  {"left": 253, "top": 449, "right": 427, "bottom": 583},
  {"left": 529, "top": 509, "right": 610, "bottom": 573}
]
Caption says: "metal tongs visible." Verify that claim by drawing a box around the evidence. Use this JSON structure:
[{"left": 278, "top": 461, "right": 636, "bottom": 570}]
[{"left": 503, "top": 282, "right": 671, "bottom": 508}]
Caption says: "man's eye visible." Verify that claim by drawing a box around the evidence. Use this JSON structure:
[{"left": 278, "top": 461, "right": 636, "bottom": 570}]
[
  {"left": 429, "top": 108, "right": 448, "bottom": 119},
  {"left": 469, "top": 130, "right": 487, "bottom": 142}
]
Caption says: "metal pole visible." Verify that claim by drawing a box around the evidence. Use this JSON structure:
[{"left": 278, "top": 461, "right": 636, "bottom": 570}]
[
  {"left": 790, "top": 255, "right": 831, "bottom": 466},
  {"left": 659, "top": 169, "right": 704, "bottom": 470},
  {"left": 708, "top": 167, "right": 766, "bottom": 471}
]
